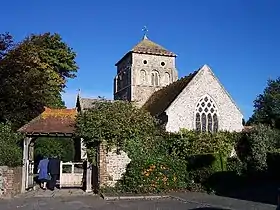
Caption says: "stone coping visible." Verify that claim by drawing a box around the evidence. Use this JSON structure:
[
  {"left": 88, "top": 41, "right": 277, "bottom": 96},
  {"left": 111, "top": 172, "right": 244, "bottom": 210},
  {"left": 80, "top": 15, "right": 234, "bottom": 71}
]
[{"left": 100, "top": 193, "right": 169, "bottom": 201}]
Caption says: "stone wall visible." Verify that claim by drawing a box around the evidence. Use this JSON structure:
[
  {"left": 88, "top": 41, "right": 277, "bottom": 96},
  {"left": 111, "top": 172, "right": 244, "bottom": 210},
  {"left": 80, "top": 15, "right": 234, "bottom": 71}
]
[
  {"left": 99, "top": 144, "right": 131, "bottom": 187},
  {"left": 131, "top": 53, "right": 178, "bottom": 106},
  {"left": 0, "top": 166, "right": 22, "bottom": 198}
]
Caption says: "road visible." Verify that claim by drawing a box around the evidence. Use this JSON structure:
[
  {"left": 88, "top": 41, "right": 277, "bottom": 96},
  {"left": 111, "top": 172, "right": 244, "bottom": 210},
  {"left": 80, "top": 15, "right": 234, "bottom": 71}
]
[{"left": 0, "top": 196, "right": 227, "bottom": 210}]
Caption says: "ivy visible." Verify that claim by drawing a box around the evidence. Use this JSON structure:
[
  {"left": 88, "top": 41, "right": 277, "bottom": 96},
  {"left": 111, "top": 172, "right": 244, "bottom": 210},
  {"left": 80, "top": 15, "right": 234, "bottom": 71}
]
[{"left": 75, "top": 101, "right": 160, "bottom": 163}]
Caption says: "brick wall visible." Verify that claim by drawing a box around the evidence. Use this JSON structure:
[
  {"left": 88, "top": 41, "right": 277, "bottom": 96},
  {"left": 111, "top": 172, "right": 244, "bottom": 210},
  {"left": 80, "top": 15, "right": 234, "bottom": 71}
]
[
  {"left": 98, "top": 144, "right": 131, "bottom": 187},
  {"left": 0, "top": 166, "right": 22, "bottom": 198}
]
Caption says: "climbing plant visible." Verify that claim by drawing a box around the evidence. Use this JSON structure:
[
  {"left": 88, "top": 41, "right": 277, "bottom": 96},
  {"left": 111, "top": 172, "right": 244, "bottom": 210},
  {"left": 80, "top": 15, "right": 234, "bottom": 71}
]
[{"left": 75, "top": 101, "right": 160, "bottom": 162}]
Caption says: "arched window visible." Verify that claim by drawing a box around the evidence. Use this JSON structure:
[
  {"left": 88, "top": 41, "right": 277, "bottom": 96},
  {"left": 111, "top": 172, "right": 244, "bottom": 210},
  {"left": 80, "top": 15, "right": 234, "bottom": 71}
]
[
  {"left": 164, "top": 72, "right": 170, "bottom": 85},
  {"left": 195, "top": 95, "right": 219, "bottom": 132},
  {"left": 140, "top": 70, "right": 146, "bottom": 84},
  {"left": 151, "top": 71, "right": 159, "bottom": 86},
  {"left": 117, "top": 74, "right": 121, "bottom": 90}
]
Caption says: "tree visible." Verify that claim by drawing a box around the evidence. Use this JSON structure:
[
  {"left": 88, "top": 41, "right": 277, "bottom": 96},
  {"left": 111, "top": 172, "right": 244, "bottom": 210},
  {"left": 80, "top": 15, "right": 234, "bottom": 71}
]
[
  {"left": 248, "top": 78, "right": 280, "bottom": 129},
  {"left": 0, "top": 32, "right": 13, "bottom": 59},
  {"left": 0, "top": 122, "right": 23, "bottom": 167},
  {"left": 34, "top": 137, "right": 75, "bottom": 162},
  {"left": 0, "top": 32, "right": 78, "bottom": 129},
  {"left": 75, "top": 101, "right": 160, "bottom": 162}
]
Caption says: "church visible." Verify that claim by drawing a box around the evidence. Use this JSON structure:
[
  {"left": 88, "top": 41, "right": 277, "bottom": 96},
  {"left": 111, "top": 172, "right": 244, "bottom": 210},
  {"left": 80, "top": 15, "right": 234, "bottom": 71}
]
[{"left": 77, "top": 34, "right": 244, "bottom": 133}]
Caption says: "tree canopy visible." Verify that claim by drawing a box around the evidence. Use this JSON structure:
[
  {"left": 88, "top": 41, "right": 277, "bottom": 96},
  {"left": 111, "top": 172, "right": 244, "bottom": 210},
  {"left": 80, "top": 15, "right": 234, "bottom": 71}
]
[
  {"left": 248, "top": 78, "right": 280, "bottom": 129},
  {"left": 0, "top": 32, "right": 78, "bottom": 129}
]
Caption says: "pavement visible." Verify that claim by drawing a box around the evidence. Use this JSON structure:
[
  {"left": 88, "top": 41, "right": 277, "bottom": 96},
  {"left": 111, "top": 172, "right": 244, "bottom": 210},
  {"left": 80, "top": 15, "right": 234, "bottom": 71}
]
[{"left": 0, "top": 188, "right": 277, "bottom": 210}]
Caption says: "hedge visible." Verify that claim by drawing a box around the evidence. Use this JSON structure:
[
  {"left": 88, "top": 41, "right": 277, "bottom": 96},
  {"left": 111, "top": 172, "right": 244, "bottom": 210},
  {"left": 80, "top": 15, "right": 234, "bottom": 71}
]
[{"left": 116, "top": 155, "right": 189, "bottom": 193}]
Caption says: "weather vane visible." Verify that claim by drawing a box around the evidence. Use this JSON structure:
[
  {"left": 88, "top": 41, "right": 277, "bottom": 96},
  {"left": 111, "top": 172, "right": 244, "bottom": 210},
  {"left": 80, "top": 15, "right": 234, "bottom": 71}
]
[{"left": 142, "top": 26, "right": 148, "bottom": 39}]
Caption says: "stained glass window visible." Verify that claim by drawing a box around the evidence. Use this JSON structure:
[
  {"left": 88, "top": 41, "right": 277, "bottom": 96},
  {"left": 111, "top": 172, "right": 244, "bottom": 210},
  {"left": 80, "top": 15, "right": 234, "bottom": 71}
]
[
  {"left": 195, "top": 95, "right": 219, "bottom": 133},
  {"left": 208, "top": 113, "right": 213, "bottom": 132},
  {"left": 213, "top": 113, "right": 218, "bottom": 132},
  {"left": 195, "top": 113, "right": 201, "bottom": 132}
]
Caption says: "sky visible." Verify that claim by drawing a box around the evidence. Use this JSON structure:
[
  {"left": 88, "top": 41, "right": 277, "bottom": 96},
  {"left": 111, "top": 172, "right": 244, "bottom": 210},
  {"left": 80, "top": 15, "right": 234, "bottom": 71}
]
[{"left": 2, "top": 0, "right": 280, "bottom": 120}]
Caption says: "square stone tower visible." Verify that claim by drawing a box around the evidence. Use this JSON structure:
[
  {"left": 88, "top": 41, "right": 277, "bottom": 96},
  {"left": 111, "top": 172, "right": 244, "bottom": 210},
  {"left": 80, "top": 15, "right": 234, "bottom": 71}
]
[{"left": 114, "top": 35, "right": 178, "bottom": 106}]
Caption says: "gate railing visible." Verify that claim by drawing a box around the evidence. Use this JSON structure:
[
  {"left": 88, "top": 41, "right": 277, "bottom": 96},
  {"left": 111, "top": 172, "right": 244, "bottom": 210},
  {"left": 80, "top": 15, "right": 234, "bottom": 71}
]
[
  {"left": 59, "top": 162, "right": 84, "bottom": 188},
  {"left": 26, "top": 160, "right": 34, "bottom": 189}
]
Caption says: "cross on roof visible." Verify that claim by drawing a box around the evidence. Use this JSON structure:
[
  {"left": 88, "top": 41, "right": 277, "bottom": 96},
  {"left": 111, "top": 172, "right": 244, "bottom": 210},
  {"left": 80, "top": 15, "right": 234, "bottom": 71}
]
[{"left": 142, "top": 26, "right": 148, "bottom": 39}]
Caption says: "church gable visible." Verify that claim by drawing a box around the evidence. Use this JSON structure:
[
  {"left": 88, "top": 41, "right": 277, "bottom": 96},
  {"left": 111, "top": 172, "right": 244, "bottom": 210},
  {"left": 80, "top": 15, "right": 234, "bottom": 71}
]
[{"left": 165, "top": 64, "right": 243, "bottom": 132}]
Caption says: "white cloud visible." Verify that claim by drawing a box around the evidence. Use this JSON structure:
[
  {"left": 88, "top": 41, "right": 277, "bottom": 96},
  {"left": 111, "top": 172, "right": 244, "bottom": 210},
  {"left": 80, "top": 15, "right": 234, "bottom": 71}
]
[{"left": 62, "top": 89, "right": 113, "bottom": 108}]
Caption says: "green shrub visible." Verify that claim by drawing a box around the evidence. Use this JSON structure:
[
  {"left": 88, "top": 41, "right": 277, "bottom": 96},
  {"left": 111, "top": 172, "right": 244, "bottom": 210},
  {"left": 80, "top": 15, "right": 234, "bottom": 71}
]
[
  {"left": 267, "top": 151, "right": 280, "bottom": 177},
  {"left": 226, "top": 157, "right": 244, "bottom": 175},
  {"left": 117, "top": 155, "right": 189, "bottom": 193},
  {"left": 237, "top": 124, "right": 279, "bottom": 172},
  {"left": 0, "top": 122, "right": 23, "bottom": 167},
  {"left": 187, "top": 153, "right": 226, "bottom": 184},
  {"left": 170, "top": 129, "right": 238, "bottom": 159},
  {"left": 34, "top": 137, "right": 75, "bottom": 162}
]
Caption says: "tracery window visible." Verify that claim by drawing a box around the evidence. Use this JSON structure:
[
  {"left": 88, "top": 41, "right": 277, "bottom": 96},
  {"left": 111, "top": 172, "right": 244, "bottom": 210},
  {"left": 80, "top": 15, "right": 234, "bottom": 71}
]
[
  {"left": 151, "top": 70, "right": 159, "bottom": 86},
  {"left": 195, "top": 95, "right": 218, "bottom": 132}
]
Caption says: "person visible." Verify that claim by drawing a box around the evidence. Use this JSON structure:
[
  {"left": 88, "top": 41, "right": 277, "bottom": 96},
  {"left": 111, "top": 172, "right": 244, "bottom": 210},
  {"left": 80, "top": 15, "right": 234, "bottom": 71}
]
[
  {"left": 37, "top": 156, "right": 49, "bottom": 190},
  {"left": 47, "top": 155, "right": 60, "bottom": 191}
]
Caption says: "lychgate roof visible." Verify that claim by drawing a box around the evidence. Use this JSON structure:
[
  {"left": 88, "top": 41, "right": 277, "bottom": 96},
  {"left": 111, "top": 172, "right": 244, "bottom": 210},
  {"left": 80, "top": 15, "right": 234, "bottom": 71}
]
[{"left": 18, "top": 107, "right": 76, "bottom": 135}]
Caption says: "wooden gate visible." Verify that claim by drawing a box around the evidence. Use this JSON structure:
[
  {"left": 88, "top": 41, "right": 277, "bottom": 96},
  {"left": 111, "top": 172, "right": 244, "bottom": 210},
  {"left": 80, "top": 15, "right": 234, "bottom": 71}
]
[
  {"left": 25, "top": 160, "right": 34, "bottom": 189},
  {"left": 59, "top": 162, "right": 84, "bottom": 188}
]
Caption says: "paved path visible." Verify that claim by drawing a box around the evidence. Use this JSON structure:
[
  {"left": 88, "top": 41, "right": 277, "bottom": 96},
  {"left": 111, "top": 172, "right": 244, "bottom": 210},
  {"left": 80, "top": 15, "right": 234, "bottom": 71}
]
[
  {"left": 0, "top": 195, "right": 226, "bottom": 210},
  {"left": 0, "top": 189, "right": 277, "bottom": 210}
]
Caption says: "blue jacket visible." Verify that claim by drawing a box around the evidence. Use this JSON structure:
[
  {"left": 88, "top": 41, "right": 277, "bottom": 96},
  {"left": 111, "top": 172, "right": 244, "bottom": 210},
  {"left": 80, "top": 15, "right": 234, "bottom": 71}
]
[{"left": 38, "top": 158, "right": 49, "bottom": 180}]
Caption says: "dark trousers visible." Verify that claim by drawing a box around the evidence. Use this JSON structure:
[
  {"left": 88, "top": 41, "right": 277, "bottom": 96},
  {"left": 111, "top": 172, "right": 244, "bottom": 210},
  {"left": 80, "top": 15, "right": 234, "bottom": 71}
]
[{"left": 48, "top": 174, "right": 58, "bottom": 190}]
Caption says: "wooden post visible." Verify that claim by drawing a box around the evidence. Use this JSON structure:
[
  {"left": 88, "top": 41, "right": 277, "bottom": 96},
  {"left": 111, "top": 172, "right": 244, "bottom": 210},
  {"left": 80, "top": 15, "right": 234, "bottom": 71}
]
[
  {"left": 85, "top": 160, "right": 92, "bottom": 193},
  {"left": 21, "top": 137, "right": 31, "bottom": 193},
  {"left": 59, "top": 162, "right": 63, "bottom": 189}
]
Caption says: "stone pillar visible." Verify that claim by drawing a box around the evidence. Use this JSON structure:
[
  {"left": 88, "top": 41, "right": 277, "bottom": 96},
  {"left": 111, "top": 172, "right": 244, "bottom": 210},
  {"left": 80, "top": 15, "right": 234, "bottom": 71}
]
[
  {"left": 80, "top": 138, "right": 87, "bottom": 160},
  {"left": 98, "top": 143, "right": 108, "bottom": 187},
  {"left": 85, "top": 161, "right": 92, "bottom": 193}
]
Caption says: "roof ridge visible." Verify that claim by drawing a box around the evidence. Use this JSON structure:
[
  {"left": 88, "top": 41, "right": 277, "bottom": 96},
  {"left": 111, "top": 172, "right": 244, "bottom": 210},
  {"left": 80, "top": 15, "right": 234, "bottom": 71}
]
[{"left": 143, "top": 71, "right": 198, "bottom": 116}]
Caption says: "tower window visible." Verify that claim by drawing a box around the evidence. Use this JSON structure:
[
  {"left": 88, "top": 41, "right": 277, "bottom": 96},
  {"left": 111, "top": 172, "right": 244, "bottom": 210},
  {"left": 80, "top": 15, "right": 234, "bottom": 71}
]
[
  {"left": 164, "top": 72, "right": 170, "bottom": 85},
  {"left": 143, "top": 60, "right": 147, "bottom": 64},
  {"left": 195, "top": 95, "right": 219, "bottom": 132},
  {"left": 151, "top": 71, "right": 159, "bottom": 86},
  {"left": 140, "top": 70, "right": 147, "bottom": 84},
  {"left": 161, "top": 62, "right": 165, "bottom": 66}
]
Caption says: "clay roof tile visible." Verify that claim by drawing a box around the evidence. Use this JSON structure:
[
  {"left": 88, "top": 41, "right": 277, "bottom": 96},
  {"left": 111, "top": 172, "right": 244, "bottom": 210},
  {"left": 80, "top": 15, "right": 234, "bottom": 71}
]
[{"left": 18, "top": 107, "right": 77, "bottom": 135}]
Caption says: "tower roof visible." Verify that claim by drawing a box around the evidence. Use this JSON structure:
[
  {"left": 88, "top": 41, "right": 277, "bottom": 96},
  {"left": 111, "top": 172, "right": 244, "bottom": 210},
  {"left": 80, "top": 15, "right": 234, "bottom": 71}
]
[
  {"left": 131, "top": 37, "right": 176, "bottom": 57},
  {"left": 115, "top": 37, "right": 176, "bottom": 66}
]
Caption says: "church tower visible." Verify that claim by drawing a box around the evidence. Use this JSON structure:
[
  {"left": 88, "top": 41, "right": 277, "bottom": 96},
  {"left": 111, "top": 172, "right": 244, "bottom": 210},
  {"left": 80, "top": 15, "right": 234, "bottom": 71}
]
[{"left": 114, "top": 32, "right": 178, "bottom": 106}]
